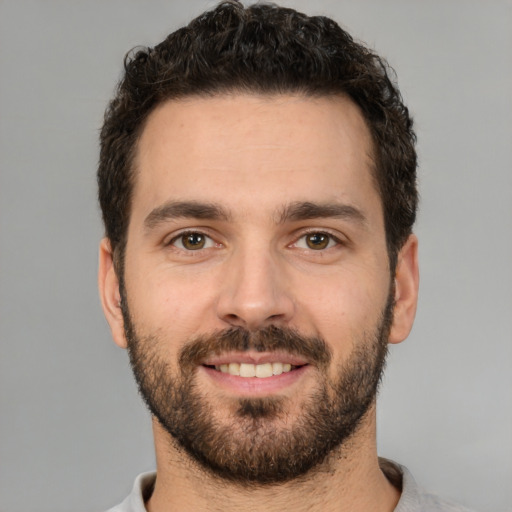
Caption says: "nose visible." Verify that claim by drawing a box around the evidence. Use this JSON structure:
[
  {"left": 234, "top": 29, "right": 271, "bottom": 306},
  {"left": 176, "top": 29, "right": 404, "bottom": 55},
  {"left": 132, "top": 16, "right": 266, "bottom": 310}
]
[{"left": 216, "top": 248, "right": 295, "bottom": 331}]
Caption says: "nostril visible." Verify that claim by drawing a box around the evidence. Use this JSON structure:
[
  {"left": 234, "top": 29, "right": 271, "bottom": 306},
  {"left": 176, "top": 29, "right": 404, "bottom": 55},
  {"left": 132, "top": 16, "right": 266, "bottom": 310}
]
[
  {"left": 217, "top": 291, "right": 295, "bottom": 330},
  {"left": 222, "top": 313, "right": 245, "bottom": 327}
]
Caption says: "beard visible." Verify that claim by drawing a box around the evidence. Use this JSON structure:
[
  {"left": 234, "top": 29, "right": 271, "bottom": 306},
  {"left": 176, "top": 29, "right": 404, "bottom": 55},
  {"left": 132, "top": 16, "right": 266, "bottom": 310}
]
[{"left": 121, "top": 289, "right": 394, "bottom": 486}]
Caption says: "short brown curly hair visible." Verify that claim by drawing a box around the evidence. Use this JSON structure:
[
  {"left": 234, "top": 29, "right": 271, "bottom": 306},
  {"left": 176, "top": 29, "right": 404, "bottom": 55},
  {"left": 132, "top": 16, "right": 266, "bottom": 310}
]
[{"left": 98, "top": 1, "right": 417, "bottom": 273}]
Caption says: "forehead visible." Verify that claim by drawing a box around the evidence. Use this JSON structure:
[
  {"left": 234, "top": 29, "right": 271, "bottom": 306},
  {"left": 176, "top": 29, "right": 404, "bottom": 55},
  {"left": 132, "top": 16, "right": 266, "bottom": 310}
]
[{"left": 132, "top": 93, "right": 379, "bottom": 223}]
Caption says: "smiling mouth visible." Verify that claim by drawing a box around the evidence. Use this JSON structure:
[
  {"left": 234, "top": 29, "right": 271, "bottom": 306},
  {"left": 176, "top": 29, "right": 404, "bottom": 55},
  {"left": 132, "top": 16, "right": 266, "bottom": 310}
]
[{"left": 203, "top": 362, "right": 306, "bottom": 378}]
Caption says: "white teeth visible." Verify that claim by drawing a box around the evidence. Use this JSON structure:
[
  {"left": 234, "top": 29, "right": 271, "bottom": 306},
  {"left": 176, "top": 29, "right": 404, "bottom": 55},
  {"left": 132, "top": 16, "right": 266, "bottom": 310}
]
[
  {"left": 255, "top": 363, "right": 273, "bottom": 378},
  {"left": 215, "top": 362, "right": 295, "bottom": 378},
  {"left": 272, "top": 362, "right": 283, "bottom": 375},
  {"left": 239, "top": 363, "right": 256, "bottom": 377},
  {"left": 228, "top": 362, "right": 240, "bottom": 376}
]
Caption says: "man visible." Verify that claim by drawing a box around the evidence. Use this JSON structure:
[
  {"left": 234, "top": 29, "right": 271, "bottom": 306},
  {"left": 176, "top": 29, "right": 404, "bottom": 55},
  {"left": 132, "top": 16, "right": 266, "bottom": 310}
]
[{"left": 97, "top": 2, "right": 473, "bottom": 511}]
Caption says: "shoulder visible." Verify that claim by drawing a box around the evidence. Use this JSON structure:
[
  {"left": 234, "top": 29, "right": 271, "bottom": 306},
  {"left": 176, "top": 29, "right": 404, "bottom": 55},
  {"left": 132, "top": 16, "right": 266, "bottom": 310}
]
[
  {"left": 416, "top": 489, "right": 477, "bottom": 512},
  {"left": 104, "top": 504, "right": 125, "bottom": 512},
  {"left": 103, "top": 472, "right": 157, "bottom": 512},
  {"left": 380, "top": 458, "right": 478, "bottom": 512}
]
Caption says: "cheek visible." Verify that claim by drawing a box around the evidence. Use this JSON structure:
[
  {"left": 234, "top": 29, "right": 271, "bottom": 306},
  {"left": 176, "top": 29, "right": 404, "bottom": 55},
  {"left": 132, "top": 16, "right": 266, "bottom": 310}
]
[
  {"left": 125, "top": 263, "right": 219, "bottom": 339},
  {"left": 294, "top": 268, "right": 389, "bottom": 356}
]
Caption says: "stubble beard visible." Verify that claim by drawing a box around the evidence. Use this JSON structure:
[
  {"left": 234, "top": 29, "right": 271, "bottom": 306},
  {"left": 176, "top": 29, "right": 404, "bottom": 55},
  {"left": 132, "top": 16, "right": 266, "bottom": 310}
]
[{"left": 121, "top": 288, "right": 394, "bottom": 486}]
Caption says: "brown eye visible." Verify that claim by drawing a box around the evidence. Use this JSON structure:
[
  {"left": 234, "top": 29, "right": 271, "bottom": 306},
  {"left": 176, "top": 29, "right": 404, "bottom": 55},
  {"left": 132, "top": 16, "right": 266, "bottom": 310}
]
[
  {"left": 182, "top": 233, "right": 205, "bottom": 250},
  {"left": 305, "top": 232, "right": 331, "bottom": 250},
  {"left": 173, "top": 232, "right": 211, "bottom": 250}
]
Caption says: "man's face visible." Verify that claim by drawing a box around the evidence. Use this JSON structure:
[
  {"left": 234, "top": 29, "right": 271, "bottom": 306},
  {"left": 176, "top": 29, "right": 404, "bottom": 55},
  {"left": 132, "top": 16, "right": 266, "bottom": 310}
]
[{"left": 102, "top": 94, "right": 416, "bottom": 483}]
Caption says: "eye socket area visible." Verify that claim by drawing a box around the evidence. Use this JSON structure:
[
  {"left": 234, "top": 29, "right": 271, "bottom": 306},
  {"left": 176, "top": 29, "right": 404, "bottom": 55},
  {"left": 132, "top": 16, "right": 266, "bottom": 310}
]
[
  {"left": 293, "top": 231, "right": 341, "bottom": 251},
  {"left": 169, "top": 231, "right": 217, "bottom": 251},
  {"left": 166, "top": 229, "right": 343, "bottom": 253}
]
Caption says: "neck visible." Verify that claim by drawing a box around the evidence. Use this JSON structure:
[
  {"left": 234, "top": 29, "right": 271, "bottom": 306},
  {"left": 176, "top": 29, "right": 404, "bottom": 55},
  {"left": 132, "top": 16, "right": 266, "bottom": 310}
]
[{"left": 146, "top": 405, "right": 400, "bottom": 512}]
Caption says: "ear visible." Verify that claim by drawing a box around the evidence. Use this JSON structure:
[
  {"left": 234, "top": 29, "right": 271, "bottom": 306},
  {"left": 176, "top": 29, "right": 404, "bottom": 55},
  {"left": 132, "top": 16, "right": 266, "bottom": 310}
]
[
  {"left": 98, "top": 238, "right": 128, "bottom": 349},
  {"left": 388, "top": 234, "right": 419, "bottom": 345}
]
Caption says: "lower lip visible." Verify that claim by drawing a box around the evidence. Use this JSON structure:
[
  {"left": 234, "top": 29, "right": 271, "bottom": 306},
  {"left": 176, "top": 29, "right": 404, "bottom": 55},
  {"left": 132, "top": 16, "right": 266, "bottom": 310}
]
[{"left": 199, "top": 365, "right": 310, "bottom": 396}]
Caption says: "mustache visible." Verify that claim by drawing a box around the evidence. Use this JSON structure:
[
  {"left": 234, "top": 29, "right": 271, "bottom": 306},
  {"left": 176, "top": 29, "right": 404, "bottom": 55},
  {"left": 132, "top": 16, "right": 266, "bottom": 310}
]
[{"left": 179, "top": 325, "right": 332, "bottom": 369}]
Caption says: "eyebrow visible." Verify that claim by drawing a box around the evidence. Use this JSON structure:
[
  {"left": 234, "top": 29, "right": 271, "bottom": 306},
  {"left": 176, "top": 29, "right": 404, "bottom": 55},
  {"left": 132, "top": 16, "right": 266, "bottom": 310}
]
[
  {"left": 144, "top": 200, "right": 231, "bottom": 231},
  {"left": 276, "top": 201, "right": 368, "bottom": 225},
  {"left": 143, "top": 199, "right": 367, "bottom": 232}
]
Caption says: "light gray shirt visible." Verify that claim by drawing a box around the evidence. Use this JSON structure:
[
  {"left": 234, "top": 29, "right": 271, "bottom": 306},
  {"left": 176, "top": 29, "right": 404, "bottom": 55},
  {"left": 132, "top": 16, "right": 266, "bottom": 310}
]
[{"left": 105, "top": 461, "right": 476, "bottom": 512}]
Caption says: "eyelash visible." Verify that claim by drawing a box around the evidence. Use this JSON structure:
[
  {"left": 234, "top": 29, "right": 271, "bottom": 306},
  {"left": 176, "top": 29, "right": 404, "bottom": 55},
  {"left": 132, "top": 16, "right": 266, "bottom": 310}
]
[
  {"left": 291, "top": 230, "right": 343, "bottom": 251},
  {"left": 166, "top": 229, "right": 343, "bottom": 253},
  {"left": 167, "top": 230, "right": 218, "bottom": 251}
]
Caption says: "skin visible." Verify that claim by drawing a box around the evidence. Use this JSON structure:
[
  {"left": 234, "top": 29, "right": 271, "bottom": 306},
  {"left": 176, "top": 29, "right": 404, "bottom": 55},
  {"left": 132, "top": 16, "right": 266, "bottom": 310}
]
[{"left": 99, "top": 94, "right": 419, "bottom": 512}]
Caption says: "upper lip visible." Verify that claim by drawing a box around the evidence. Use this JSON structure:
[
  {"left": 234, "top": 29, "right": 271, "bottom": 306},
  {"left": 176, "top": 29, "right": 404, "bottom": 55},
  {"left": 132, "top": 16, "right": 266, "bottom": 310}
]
[{"left": 202, "top": 351, "right": 309, "bottom": 367}]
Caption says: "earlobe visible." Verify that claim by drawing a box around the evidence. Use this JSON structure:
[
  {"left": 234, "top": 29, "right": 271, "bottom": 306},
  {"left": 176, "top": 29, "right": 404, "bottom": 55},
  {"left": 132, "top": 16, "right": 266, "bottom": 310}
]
[
  {"left": 388, "top": 234, "right": 419, "bottom": 345},
  {"left": 98, "top": 238, "right": 128, "bottom": 349}
]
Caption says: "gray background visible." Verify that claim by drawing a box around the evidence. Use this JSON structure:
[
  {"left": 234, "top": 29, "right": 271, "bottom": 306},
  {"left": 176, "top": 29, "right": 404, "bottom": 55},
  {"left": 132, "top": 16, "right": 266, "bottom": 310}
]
[{"left": 1, "top": 1, "right": 511, "bottom": 511}]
